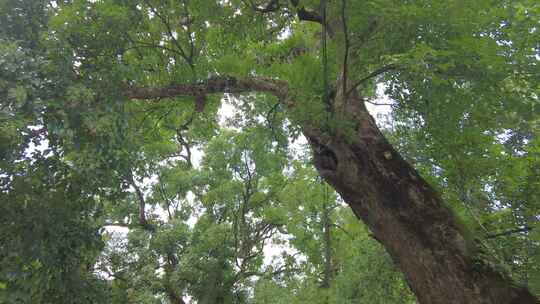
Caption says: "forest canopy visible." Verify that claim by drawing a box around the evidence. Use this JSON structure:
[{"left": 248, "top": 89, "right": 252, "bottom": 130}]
[{"left": 0, "top": 0, "right": 539, "bottom": 303}]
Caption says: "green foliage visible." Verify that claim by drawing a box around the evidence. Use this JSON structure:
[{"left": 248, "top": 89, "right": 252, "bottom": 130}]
[
  {"left": 2, "top": 0, "right": 539, "bottom": 302},
  {"left": 0, "top": 158, "right": 108, "bottom": 304}
]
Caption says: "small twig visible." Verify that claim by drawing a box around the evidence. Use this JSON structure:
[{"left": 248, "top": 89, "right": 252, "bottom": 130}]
[
  {"left": 102, "top": 222, "right": 130, "bottom": 228},
  {"left": 486, "top": 226, "right": 533, "bottom": 239},
  {"left": 364, "top": 99, "right": 394, "bottom": 106}
]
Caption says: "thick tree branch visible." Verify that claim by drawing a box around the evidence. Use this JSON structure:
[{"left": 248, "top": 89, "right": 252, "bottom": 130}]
[{"left": 125, "top": 76, "right": 288, "bottom": 102}]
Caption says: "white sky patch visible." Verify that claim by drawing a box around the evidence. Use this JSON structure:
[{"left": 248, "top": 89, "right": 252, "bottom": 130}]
[
  {"left": 218, "top": 94, "right": 239, "bottom": 128},
  {"left": 262, "top": 232, "right": 305, "bottom": 268},
  {"left": 103, "top": 225, "right": 129, "bottom": 235},
  {"left": 24, "top": 126, "right": 51, "bottom": 158},
  {"left": 367, "top": 83, "right": 394, "bottom": 127}
]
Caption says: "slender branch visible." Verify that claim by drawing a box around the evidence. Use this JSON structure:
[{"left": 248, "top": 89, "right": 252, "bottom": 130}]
[
  {"left": 331, "top": 223, "right": 355, "bottom": 240},
  {"left": 126, "top": 171, "right": 149, "bottom": 228},
  {"left": 265, "top": 102, "right": 281, "bottom": 126},
  {"left": 143, "top": 0, "right": 193, "bottom": 67},
  {"left": 102, "top": 222, "right": 130, "bottom": 228},
  {"left": 346, "top": 64, "right": 397, "bottom": 97},
  {"left": 98, "top": 266, "right": 127, "bottom": 282},
  {"left": 486, "top": 226, "right": 533, "bottom": 239},
  {"left": 180, "top": 0, "right": 197, "bottom": 81},
  {"left": 265, "top": 102, "right": 282, "bottom": 141},
  {"left": 156, "top": 172, "right": 176, "bottom": 220},
  {"left": 125, "top": 40, "right": 186, "bottom": 59},
  {"left": 364, "top": 99, "right": 394, "bottom": 106},
  {"left": 176, "top": 129, "right": 193, "bottom": 167}
]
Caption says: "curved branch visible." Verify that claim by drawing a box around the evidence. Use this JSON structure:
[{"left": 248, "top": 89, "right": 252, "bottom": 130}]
[
  {"left": 102, "top": 222, "right": 130, "bottom": 228},
  {"left": 346, "top": 64, "right": 397, "bottom": 97}
]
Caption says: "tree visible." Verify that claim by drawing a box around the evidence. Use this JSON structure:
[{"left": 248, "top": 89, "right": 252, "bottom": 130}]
[
  {"left": 252, "top": 162, "right": 416, "bottom": 304},
  {"left": 0, "top": 29, "right": 110, "bottom": 303},
  {"left": 2, "top": 0, "right": 539, "bottom": 303}
]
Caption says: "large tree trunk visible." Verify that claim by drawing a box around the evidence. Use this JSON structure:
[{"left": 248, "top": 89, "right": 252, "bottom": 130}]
[{"left": 304, "top": 91, "right": 538, "bottom": 304}]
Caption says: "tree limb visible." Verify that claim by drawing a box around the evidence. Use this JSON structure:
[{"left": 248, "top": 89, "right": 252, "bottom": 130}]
[
  {"left": 125, "top": 76, "right": 288, "bottom": 102},
  {"left": 364, "top": 99, "right": 394, "bottom": 106}
]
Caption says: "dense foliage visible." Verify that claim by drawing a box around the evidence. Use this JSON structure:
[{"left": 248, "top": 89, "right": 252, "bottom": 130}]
[{"left": 1, "top": 0, "right": 538, "bottom": 303}]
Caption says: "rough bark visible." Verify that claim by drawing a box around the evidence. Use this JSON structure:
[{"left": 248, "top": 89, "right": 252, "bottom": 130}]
[
  {"left": 304, "top": 91, "right": 539, "bottom": 304},
  {"left": 125, "top": 76, "right": 288, "bottom": 101}
]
